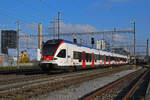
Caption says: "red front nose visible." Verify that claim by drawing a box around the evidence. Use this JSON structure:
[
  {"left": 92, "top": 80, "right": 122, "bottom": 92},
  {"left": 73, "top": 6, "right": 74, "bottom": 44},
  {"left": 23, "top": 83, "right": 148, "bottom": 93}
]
[
  {"left": 43, "top": 56, "right": 53, "bottom": 61},
  {"left": 48, "top": 56, "right": 53, "bottom": 60},
  {"left": 43, "top": 56, "right": 47, "bottom": 60}
]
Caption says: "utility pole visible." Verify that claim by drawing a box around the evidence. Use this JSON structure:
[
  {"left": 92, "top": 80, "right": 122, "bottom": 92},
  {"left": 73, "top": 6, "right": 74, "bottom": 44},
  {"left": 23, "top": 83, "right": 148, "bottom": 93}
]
[
  {"left": 26, "top": 35, "right": 29, "bottom": 49},
  {"left": 131, "top": 21, "right": 136, "bottom": 69},
  {"left": 146, "top": 39, "right": 149, "bottom": 63},
  {"left": 57, "top": 11, "right": 60, "bottom": 39},
  {"left": 112, "top": 31, "right": 113, "bottom": 52},
  {"left": 16, "top": 21, "right": 20, "bottom": 67},
  {"left": 103, "top": 32, "right": 104, "bottom": 40},
  {"left": 101, "top": 33, "right": 105, "bottom": 50},
  {"left": 53, "top": 20, "right": 56, "bottom": 39}
]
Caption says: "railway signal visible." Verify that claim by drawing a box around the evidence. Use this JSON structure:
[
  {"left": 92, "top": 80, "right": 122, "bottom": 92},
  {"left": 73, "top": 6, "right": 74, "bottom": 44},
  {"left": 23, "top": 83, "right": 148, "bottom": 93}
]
[
  {"left": 73, "top": 38, "right": 77, "bottom": 43},
  {"left": 91, "top": 37, "right": 95, "bottom": 48}
]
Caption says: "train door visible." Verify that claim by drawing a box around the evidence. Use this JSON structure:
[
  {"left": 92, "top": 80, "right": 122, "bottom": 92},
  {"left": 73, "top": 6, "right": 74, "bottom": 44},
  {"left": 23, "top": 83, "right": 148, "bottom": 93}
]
[
  {"left": 92, "top": 53, "right": 95, "bottom": 67},
  {"left": 109, "top": 56, "right": 111, "bottom": 66},
  {"left": 82, "top": 51, "right": 86, "bottom": 68},
  {"left": 104, "top": 55, "right": 106, "bottom": 67},
  {"left": 115, "top": 57, "right": 117, "bottom": 65},
  {"left": 118, "top": 58, "right": 120, "bottom": 65}
]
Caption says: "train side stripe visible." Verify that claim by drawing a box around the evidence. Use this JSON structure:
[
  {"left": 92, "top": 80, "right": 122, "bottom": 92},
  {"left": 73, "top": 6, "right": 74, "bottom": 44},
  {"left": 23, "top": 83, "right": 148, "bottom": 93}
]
[{"left": 53, "top": 41, "right": 65, "bottom": 57}]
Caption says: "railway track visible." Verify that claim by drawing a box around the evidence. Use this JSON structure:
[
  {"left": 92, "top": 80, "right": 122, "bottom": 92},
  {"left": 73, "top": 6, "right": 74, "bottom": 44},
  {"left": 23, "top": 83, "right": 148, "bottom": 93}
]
[
  {"left": 0, "top": 65, "right": 133, "bottom": 100},
  {"left": 0, "top": 67, "right": 43, "bottom": 75},
  {"left": 0, "top": 67, "right": 68, "bottom": 86},
  {"left": 80, "top": 68, "right": 149, "bottom": 100},
  {"left": 0, "top": 65, "right": 133, "bottom": 87}
]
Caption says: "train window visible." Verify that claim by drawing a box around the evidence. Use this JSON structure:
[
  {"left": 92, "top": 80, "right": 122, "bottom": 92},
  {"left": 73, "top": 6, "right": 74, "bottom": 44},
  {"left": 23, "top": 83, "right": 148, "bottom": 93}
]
[
  {"left": 94, "top": 54, "right": 97, "bottom": 62},
  {"left": 110, "top": 56, "right": 112, "bottom": 61},
  {"left": 98, "top": 55, "right": 100, "bottom": 60},
  {"left": 43, "top": 43, "right": 59, "bottom": 56},
  {"left": 120, "top": 58, "right": 123, "bottom": 61},
  {"left": 73, "top": 51, "right": 82, "bottom": 60},
  {"left": 99, "top": 55, "right": 102, "bottom": 60},
  {"left": 73, "top": 51, "right": 78, "bottom": 59},
  {"left": 99, "top": 55, "right": 101, "bottom": 60},
  {"left": 99, "top": 55, "right": 104, "bottom": 61},
  {"left": 113, "top": 57, "right": 115, "bottom": 60},
  {"left": 96, "top": 54, "right": 99, "bottom": 60},
  {"left": 86, "top": 53, "right": 89, "bottom": 62},
  {"left": 95, "top": 54, "right": 99, "bottom": 62},
  {"left": 74, "top": 52, "right": 81, "bottom": 62},
  {"left": 106, "top": 56, "right": 108, "bottom": 61},
  {"left": 89, "top": 54, "right": 92, "bottom": 62},
  {"left": 79, "top": 52, "right": 82, "bottom": 60},
  {"left": 95, "top": 55, "right": 97, "bottom": 62},
  {"left": 57, "top": 49, "right": 66, "bottom": 58},
  {"left": 113, "top": 57, "right": 115, "bottom": 61},
  {"left": 111, "top": 57, "right": 114, "bottom": 61}
]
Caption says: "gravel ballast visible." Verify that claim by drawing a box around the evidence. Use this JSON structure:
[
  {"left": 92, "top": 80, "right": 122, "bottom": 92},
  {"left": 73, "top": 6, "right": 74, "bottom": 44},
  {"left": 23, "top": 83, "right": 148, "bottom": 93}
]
[{"left": 31, "top": 68, "right": 139, "bottom": 100}]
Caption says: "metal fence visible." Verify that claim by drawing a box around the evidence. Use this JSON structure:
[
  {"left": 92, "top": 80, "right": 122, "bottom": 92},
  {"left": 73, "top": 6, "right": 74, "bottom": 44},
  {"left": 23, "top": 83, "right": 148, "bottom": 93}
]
[{"left": 0, "top": 54, "right": 17, "bottom": 67}]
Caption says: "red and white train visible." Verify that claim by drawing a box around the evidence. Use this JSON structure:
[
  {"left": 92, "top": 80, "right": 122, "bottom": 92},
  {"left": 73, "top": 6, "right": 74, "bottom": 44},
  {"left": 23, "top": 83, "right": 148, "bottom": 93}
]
[{"left": 40, "top": 39, "right": 128, "bottom": 72}]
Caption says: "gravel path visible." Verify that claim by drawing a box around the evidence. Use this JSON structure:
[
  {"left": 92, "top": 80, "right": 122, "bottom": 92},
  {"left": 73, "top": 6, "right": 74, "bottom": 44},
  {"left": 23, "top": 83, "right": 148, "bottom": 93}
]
[{"left": 31, "top": 68, "right": 139, "bottom": 100}]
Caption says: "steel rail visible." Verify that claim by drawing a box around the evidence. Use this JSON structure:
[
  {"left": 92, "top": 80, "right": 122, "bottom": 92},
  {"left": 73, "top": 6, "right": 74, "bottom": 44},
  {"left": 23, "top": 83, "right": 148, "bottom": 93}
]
[
  {"left": 83, "top": 68, "right": 145, "bottom": 100},
  {"left": 123, "top": 69, "right": 149, "bottom": 100}
]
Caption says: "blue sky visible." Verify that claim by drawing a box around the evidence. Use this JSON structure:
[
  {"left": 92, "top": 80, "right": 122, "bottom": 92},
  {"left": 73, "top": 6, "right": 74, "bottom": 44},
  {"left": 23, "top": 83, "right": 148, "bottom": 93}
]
[{"left": 0, "top": 0, "right": 150, "bottom": 56}]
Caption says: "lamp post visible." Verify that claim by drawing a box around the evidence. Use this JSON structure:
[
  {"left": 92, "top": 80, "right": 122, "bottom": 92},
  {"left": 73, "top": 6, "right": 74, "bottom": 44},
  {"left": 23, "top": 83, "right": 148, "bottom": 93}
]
[
  {"left": 146, "top": 39, "right": 149, "bottom": 63},
  {"left": 16, "top": 21, "right": 20, "bottom": 67},
  {"left": 131, "top": 21, "right": 136, "bottom": 69}
]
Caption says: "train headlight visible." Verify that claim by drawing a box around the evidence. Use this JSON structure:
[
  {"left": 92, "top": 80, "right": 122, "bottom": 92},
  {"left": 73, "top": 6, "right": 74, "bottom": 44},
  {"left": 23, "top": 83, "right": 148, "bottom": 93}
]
[{"left": 53, "top": 58, "right": 57, "bottom": 60}]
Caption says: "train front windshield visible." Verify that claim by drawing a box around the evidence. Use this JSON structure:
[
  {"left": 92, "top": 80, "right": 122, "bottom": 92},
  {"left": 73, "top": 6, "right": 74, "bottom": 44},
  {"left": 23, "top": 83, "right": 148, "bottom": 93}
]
[{"left": 42, "top": 42, "right": 60, "bottom": 56}]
